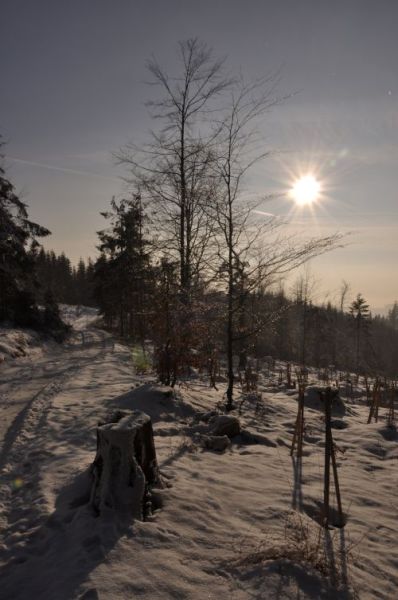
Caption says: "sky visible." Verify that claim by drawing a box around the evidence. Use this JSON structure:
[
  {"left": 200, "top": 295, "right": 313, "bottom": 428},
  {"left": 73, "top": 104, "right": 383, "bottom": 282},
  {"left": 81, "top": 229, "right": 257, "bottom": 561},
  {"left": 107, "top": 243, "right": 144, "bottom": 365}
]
[{"left": 1, "top": 0, "right": 397, "bottom": 312}]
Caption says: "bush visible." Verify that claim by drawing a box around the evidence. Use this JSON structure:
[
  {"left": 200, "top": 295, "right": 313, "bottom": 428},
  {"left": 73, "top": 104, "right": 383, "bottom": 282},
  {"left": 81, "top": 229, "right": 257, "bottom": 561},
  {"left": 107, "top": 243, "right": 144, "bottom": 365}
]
[{"left": 132, "top": 346, "right": 152, "bottom": 374}]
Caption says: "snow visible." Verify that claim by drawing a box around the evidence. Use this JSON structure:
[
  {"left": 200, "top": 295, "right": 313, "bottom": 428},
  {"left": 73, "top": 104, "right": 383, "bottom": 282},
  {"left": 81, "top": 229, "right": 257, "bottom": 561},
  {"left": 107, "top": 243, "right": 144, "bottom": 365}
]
[
  {"left": 0, "top": 314, "right": 397, "bottom": 599},
  {"left": 0, "top": 328, "right": 43, "bottom": 363},
  {"left": 0, "top": 306, "right": 98, "bottom": 365},
  {"left": 59, "top": 304, "right": 99, "bottom": 331}
]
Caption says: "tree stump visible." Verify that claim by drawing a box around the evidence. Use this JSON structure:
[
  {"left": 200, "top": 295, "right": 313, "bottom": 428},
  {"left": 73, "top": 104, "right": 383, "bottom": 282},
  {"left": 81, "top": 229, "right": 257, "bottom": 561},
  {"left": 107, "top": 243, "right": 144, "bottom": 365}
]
[{"left": 90, "top": 410, "right": 160, "bottom": 519}]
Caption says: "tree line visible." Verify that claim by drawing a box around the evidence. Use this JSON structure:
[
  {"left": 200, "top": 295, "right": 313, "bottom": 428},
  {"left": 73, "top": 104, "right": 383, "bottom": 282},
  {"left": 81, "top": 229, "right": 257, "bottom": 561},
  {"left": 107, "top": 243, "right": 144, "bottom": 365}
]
[
  {"left": 90, "top": 193, "right": 398, "bottom": 379},
  {"left": 34, "top": 248, "right": 96, "bottom": 307}
]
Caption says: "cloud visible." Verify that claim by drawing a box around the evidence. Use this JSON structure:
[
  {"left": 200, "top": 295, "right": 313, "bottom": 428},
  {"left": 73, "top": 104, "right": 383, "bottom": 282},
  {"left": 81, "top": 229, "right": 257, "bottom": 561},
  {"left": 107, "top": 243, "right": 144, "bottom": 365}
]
[
  {"left": 9, "top": 157, "right": 119, "bottom": 181},
  {"left": 252, "top": 210, "right": 276, "bottom": 217}
]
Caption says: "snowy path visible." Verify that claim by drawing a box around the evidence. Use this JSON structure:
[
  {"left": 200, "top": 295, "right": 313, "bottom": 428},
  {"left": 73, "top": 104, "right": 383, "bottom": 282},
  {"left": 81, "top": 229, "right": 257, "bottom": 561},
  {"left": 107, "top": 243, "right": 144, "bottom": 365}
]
[
  {"left": 0, "top": 328, "right": 137, "bottom": 599},
  {"left": 0, "top": 329, "right": 112, "bottom": 462}
]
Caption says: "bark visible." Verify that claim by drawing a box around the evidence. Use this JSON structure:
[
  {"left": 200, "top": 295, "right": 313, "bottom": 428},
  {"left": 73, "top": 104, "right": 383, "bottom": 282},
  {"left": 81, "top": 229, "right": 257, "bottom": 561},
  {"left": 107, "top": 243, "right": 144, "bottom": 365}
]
[
  {"left": 90, "top": 410, "right": 160, "bottom": 519},
  {"left": 226, "top": 182, "right": 234, "bottom": 411}
]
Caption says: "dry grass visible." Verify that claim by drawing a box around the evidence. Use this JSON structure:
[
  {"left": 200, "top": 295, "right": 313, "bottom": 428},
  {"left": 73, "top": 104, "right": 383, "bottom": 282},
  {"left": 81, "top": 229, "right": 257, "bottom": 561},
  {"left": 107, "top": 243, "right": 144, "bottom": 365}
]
[{"left": 231, "top": 511, "right": 362, "bottom": 597}]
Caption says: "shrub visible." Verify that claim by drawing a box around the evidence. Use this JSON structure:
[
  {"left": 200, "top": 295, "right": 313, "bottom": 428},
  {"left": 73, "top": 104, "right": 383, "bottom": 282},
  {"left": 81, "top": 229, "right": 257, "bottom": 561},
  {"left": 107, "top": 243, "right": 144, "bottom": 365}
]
[{"left": 132, "top": 346, "right": 152, "bottom": 374}]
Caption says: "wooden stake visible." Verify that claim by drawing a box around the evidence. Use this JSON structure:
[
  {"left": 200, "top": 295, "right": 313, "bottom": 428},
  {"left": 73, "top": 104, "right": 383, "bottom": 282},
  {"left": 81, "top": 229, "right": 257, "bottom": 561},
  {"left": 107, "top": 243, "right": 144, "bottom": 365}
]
[
  {"left": 291, "top": 384, "right": 305, "bottom": 457},
  {"left": 323, "top": 388, "right": 332, "bottom": 528},
  {"left": 287, "top": 363, "right": 292, "bottom": 388},
  {"left": 367, "top": 378, "right": 381, "bottom": 424},
  {"left": 322, "top": 387, "right": 345, "bottom": 528},
  {"left": 387, "top": 381, "right": 395, "bottom": 425},
  {"left": 331, "top": 441, "right": 344, "bottom": 527},
  {"left": 364, "top": 375, "right": 371, "bottom": 404}
]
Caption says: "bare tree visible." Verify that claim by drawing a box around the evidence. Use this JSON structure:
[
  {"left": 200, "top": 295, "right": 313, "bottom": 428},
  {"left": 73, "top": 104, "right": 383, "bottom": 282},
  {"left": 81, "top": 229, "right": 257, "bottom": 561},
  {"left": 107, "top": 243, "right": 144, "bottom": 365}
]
[
  {"left": 212, "top": 78, "right": 344, "bottom": 409},
  {"left": 119, "top": 38, "right": 232, "bottom": 304},
  {"left": 117, "top": 43, "right": 344, "bottom": 396},
  {"left": 339, "top": 279, "right": 350, "bottom": 313}
]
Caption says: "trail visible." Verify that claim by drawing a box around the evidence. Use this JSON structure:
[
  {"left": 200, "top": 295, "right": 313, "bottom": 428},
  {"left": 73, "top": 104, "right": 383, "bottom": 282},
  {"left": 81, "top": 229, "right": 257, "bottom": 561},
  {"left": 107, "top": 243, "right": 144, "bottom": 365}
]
[
  {"left": 0, "top": 327, "right": 112, "bottom": 463},
  {"left": 0, "top": 321, "right": 139, "bottom": 600}
]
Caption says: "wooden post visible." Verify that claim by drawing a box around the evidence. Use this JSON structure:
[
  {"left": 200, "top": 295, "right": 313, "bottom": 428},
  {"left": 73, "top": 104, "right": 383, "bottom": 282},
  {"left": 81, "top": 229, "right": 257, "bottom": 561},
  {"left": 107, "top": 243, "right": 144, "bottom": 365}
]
[
  {"left": 331, "top": 441, "right": 344, "bottom": 527},
  {"left": 322, "top": 387, "right": 344, "bottom": 528},
  {"left": 323, "top": 388, "right": 332, "bottom": 528},
  {"left": 387, "top": 381, "right": 395, "bottom": 425},
  {"left": 287, "top": 363, "right": 292, "bottom": 388},
  {"left": 291, "top": 384, "right": 305, "bottom": 457},
  {"left": 364, "top": 375, "right": 371, "bottom": 404},
  {"left": 367, "top": 378, "right": 381, "bottom": 424}
]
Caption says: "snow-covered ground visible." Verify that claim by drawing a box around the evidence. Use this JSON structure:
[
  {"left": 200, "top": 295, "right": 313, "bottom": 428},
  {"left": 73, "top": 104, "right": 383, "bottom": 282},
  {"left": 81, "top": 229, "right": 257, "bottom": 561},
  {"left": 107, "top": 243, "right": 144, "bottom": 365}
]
[
  {"left": 0, "top": 315, "right": 397, "bottom": 599},
  {"left": 0, "top": 328, "right": 45, "bottom": 363},
  {"left": 59, "top": 304, "right": 99, "bottom": 331},
  {"left": 0, "top": 305, "right": 98, "bottom": 365},
  {"left": 0, "top": 306, "right": 101, "bottom": 452}
]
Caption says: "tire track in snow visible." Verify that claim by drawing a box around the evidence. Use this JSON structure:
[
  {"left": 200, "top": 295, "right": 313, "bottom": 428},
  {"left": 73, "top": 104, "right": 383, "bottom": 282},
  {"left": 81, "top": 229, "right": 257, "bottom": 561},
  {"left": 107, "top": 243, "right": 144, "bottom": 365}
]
[
  {"left": 0, "top": 377, "right": 66, "bottom": 470},
  {"left": 0, "top": 330, "right": 113, "bottom": 532},
  {"left": 0, "top": 329, "right": 111, "bottom": 461}
]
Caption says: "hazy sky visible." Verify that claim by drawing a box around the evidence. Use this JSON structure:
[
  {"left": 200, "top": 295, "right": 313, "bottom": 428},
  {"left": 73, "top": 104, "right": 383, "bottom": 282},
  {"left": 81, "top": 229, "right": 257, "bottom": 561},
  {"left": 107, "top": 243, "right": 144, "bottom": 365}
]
[{"left": 1, "top": 0, "right": 397, "bottom": 311}]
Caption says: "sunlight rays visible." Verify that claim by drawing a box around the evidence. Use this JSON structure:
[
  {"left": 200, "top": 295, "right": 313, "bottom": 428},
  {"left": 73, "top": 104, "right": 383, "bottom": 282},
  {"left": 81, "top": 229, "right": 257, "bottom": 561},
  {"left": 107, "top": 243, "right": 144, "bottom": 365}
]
[{"left": 290, "top": 175, "right": 320, "bottom": 206}]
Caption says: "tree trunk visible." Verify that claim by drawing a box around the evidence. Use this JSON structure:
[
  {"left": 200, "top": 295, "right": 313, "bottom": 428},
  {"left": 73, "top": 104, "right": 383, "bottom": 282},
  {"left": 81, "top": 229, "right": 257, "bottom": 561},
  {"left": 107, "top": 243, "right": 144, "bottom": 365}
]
[
  {"left": 301, "top": 300, "right": 307, "bottom": 367},
  {"left": 226, "top": 304, "right": 234, "bottom": 410},
  {"left": 226, "top": 244, "right": 234, "bottom": 410},
  {"left": 226, "top": 192, "right": 234, "bottom": 411},
  {"left": 90, "top": 410, "right": 160, "bottom": 519}
]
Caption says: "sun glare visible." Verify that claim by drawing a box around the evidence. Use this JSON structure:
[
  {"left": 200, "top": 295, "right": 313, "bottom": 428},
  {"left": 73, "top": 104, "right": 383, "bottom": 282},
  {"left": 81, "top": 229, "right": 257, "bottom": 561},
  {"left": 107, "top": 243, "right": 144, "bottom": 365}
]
[{"left": 291, "top": 175, "right": 320, "bottom": 206}]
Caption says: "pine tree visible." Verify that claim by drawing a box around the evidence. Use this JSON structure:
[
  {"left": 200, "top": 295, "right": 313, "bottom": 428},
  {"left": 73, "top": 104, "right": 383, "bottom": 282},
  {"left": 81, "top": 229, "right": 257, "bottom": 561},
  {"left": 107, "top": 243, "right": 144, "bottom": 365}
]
[
  {"left": 95, "top": 195, "right": 153, "bottom": 341},
  {"left": 349, "top": 293, "right": 371, "bottom": 373},
  {"left": 43, "top": 289, "right": 69, "bottom": 340},
  {"left": 388, "top": 302, "right": 398, "bottom": 330},
  {"left": 0, "top": 142, "right": 50, "bottom": 324}
]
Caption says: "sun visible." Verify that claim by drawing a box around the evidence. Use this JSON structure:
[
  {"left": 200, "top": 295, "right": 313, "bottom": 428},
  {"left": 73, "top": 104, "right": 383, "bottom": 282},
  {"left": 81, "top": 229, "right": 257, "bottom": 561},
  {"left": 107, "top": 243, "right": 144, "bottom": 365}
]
[{"left": 290, "top": 175, "right": 320, "bottom": 206}]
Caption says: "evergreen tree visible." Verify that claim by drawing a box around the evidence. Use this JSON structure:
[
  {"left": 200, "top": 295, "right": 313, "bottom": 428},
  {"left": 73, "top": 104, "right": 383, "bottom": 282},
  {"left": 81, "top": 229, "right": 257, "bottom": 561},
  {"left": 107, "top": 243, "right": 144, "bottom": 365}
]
[
  {"left": 95, "top": 195, "right": 153, "bottom": 341},
  {"left": 0, "top": 142, "right": 50, "bottom": 324},
  {"left": 349, "top": 293, "right": 371, "bottom": 373},
  {"left": 33, "top": 249, "right": 96, "bottom": 307},
  {"left": 43, "top": 289, "right": 69, "bottom": 340},
  {"left": 387, "top": 302, "right": 398, "bottom": 330}
]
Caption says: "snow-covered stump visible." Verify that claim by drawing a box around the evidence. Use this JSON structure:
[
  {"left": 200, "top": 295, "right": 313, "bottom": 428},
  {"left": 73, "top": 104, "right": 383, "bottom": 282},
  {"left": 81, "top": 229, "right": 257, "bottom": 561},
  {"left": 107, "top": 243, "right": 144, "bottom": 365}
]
[{"left": 90, "top": 410, "right": 160, "bottom": 520}]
